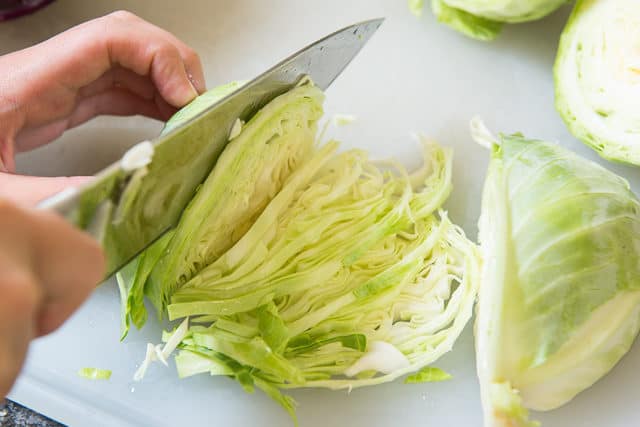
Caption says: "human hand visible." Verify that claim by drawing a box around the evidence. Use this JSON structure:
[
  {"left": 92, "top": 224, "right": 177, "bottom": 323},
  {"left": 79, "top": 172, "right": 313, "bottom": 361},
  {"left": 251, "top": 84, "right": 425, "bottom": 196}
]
[
  {"left": 0, "top": 10, "right": 206, "bottom": 206},
  {"left": 0, "top": 200, "right": 105, "bottom": 397}
]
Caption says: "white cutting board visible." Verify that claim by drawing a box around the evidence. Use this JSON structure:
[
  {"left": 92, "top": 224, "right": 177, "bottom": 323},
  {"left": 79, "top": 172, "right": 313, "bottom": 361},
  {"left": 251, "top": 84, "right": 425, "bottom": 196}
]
[{"left": 4, "top": 1, "right": 640, "bottom": 426}]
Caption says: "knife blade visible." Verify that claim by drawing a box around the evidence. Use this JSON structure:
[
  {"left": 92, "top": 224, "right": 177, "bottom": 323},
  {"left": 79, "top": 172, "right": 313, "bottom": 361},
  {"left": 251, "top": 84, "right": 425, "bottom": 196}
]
[{"left": 37, "top": 18, "right": 384, "bottom": 279}]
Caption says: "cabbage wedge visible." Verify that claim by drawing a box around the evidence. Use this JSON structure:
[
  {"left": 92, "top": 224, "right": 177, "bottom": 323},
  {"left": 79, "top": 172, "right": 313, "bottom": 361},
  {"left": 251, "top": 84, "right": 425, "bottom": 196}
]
[
  {"left": 475, "top": 123, "right": 640, "bottom": 426},
  {"left": 555, "top": 0, "right": 640, "bottom": 165}
]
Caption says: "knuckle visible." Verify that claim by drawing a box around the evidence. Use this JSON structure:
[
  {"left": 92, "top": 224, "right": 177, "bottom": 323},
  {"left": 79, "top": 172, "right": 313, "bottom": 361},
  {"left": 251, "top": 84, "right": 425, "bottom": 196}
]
[{"left": 108, "top": 10, "right": 139, "bottom": 22}]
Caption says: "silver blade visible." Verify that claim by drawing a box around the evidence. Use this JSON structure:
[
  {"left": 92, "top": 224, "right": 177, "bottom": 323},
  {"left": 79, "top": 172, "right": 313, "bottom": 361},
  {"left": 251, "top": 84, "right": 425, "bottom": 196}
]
[{"left": 37, "top": 18, "right": 384, "bottom": 278}]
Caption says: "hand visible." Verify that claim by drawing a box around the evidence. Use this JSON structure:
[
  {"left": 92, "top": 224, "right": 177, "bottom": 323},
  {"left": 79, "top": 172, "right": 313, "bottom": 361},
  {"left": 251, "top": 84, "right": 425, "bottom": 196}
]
[
  {"left": 0, "top": 10, "right": 206, "bottom": 206},
  {"left": 0, "top": 200, "right": 105, "bottom": 397}
]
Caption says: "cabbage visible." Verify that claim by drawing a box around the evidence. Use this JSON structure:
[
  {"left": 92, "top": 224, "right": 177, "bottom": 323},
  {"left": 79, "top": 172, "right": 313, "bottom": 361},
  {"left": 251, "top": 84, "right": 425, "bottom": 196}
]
[
  {"left": 145, "top": 81, "right": 324, "bottom": 316},
  {"left": 169, "top": 136, "right": 479, "bottom": 418},
  {"left": 119, "top": 79, "right": 480, "bottom": 421},
  {"left": 475, "top": 123, "right": 640, "bottom": 426},
  {"left": 555, "top": 0, "right": 640, "bottom": 165},
  {"left": 410, "top": 0, "right": 567, "bottom": 40}
]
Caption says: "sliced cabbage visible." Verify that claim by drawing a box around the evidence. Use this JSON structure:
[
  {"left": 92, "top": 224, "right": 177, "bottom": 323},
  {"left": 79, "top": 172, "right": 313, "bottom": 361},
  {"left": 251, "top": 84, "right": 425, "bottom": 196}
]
[
  {"left": 168, "top": 135, "right": 479, "bottom": 410},
  {"left": 475, "top": 125, "right": 640, "bottom": 426},
  {"left": 410, "top": 0, "right": 566, "bottom": 40},
  {"left": 555, "top": 0, "right": 640, "bottom": 165}
]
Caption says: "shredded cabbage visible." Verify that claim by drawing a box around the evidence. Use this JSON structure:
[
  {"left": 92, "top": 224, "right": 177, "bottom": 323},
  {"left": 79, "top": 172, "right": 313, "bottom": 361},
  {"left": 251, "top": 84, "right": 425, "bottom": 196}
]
[{"left": 119, "top": 81, "right": 479, "bottom": 422}]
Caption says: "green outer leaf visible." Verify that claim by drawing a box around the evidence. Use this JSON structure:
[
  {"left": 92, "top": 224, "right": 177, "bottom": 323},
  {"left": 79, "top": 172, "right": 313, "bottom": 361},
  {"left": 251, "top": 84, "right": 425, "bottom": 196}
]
[
  {"left": 404, "top": 366, "right": 452, "bottom": 383},
  {"left": 431, "top": 0, "right": 503, "bottom": 41}
]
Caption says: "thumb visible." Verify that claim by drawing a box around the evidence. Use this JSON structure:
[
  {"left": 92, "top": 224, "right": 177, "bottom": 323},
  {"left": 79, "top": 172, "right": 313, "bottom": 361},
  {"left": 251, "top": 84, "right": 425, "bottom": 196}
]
[{"left": 0, "top": 173, "right": 92, "bottom": 208}]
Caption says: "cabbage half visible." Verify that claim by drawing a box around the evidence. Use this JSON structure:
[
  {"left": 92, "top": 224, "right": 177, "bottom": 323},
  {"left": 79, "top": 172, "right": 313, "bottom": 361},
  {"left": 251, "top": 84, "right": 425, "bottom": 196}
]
[
  {"left": 147, "top": 82, "right": 324, "bottom": 315},
  {"left": 410, "top": 0, "right": 567, "bottom": 41},
  {"left": 555, "top": 0, "right": 640, "bottom": 165},
  {"left": 119, "top": 79, "right": 480, "bottom": 422},
  {"left": 476, "top": 128, "right": 640, "bottom": 426},
  {"left": 117, "top": 80, "right": 324, "bottom": 335}
]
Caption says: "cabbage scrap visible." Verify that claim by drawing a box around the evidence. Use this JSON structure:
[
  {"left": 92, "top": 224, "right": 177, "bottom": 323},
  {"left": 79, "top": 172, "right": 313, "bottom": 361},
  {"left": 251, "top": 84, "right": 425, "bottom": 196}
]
[
  {"left": 78, "top": 368, "right": 112, "bottom": 380},
  {"left": 475, "top": 124, "right": 640, "bottom": 426}
]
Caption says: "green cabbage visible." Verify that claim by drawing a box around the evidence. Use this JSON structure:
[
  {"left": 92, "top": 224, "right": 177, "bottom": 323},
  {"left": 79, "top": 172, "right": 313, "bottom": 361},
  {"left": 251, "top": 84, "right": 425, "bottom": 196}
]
[
  {"left": 475, "top": 124, "right": 640, "bottom": 426},
  {"left": 119, "top": 80, "right": 480, "bottom": 422},
  {"left": 555, "top": 0, "right": 640, "bottom": 165},
  {"left": 410, "top": 0, "right": 567, "bottom": 40},
  {"left": 145, "top": 82, "right": 324, "bottom": 317},
  {"left": 169, "top": 136, "right": 479, "bottom": 419}
]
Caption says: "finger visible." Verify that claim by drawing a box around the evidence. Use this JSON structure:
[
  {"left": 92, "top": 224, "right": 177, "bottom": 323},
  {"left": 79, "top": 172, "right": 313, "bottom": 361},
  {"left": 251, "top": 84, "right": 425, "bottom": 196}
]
[
  {"left": 66, "top": 88, "right": 170, "bottom": 126},
  {"left": 28, "top": 210, "right": 105, "bottom": 336},
  {"left": 0, "top": 267, "right": 38, "bottom": 396},
  {"left": 100, "top": 12, "right": 199, "bottom": 106},
  {"left": 145, "top": 29, "right": 207, "bottom": 94},
  {"left": 16, "top": 89, "right": 173, "bottom": 150},
  {"left": 0, "top": 203, "right": 41, "bottom": 395},
  {"left": 0, "top": 173, "right": 91, "bottom": 207}
]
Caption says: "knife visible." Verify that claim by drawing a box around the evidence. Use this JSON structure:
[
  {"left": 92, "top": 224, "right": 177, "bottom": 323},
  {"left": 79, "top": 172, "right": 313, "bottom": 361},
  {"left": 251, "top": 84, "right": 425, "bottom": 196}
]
[{"left": 36, "top": 18, "right": 384, "bottom": 279}]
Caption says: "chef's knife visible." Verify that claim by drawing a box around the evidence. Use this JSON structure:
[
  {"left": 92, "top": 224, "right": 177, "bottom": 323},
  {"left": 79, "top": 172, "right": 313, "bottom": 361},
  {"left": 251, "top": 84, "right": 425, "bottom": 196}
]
[{"left": 36, "top": 18, "right": 384, "bottom": 279}]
